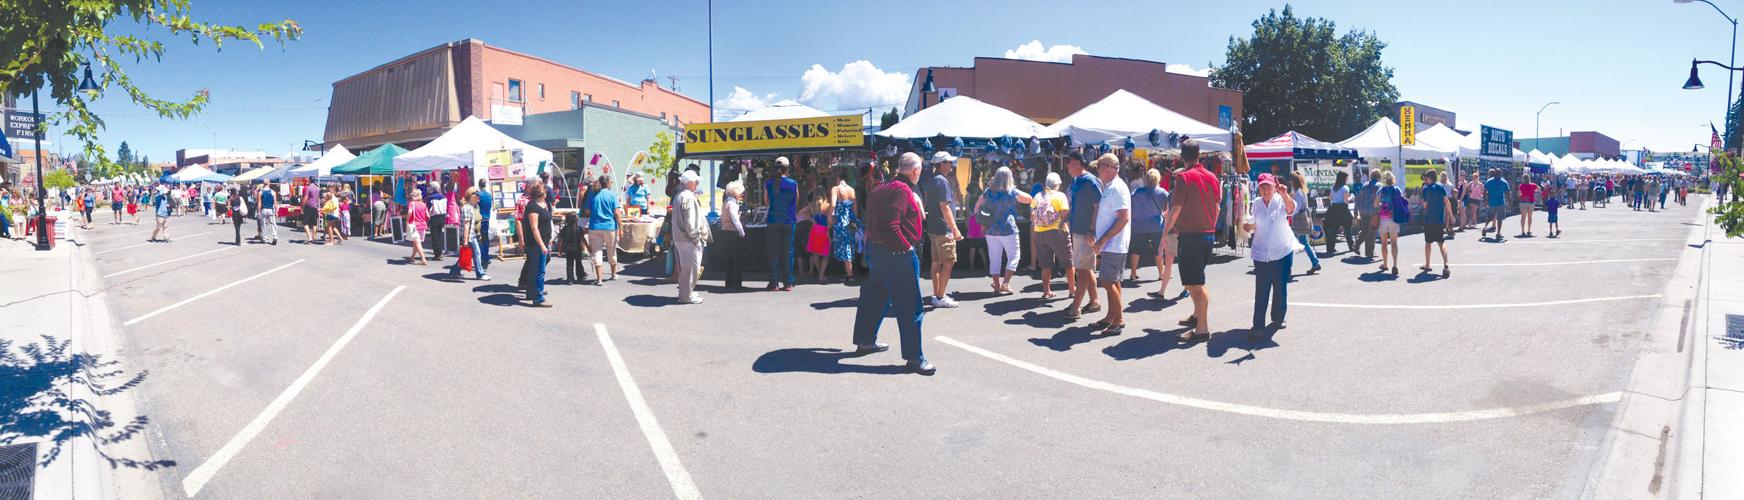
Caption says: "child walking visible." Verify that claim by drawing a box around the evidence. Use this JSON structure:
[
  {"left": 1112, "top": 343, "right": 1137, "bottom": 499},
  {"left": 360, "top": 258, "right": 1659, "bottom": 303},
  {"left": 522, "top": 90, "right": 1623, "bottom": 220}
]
[
  {"left": 558, "top": 212, "right": 588, "bottom": 284},
  {"left": 1545, "top": 188, "right": 1563, "bottom": 238}
]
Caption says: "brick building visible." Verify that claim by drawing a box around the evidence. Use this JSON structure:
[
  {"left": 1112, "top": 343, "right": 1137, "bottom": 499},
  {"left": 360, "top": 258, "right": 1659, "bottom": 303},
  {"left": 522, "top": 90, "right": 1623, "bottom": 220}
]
[
  {"left": 904, "top": 54, "right": 1243, "bottom": 130},
  {"left": 323, "top": 38, "right": 710, "bottom": 152},
  {"left": 1516, "top": 131, "right": 1620, "bottom": 159}
]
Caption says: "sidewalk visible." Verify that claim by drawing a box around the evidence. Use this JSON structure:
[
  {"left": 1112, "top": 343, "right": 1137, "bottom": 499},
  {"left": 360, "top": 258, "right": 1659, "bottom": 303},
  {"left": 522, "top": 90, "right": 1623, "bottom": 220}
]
[
  {"left": 0, "top": 211, "right": 165, "bottom": 500},
  {"left": 1691, "top": 202, "right": 1744, "bottom": 498}
]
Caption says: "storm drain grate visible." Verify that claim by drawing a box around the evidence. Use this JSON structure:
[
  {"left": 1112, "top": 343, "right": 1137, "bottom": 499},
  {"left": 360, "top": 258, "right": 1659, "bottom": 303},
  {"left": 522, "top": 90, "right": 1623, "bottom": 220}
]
[
  {"left": 0, "top": 442, "right": 36, "bottom": 500},
  {"left": 1725, "top": 314, "right": 1744, "bottom": 350}
]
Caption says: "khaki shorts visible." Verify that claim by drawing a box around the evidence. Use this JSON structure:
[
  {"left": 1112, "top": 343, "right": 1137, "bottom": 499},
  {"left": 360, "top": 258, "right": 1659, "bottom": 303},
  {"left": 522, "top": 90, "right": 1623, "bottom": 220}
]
[
  {"left": 1379, "top": 219, "right": 1401, "bottom": 238},
  {"left": 929, "top": 233, "right": 957, "bottom": 264},
  {"left": 1034, "top": 230, "right": 1071, "bottom": 271},
  {"left": 1162, "top": 233, "right": 1180, "bottom": 257},
  {"left": 588, "top": 231, "right": 619, "bottom": 265},
  {"left": 1071, "top": 234, "right": 1098, "bottom": 269}
]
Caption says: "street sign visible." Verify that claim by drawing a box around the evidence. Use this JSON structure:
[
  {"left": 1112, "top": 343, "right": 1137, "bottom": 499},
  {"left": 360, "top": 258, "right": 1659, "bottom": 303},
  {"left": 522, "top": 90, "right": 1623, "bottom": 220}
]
[
  {"left": 3, "top": 110, "right": 40, "bottom": 139},
  {"left": 1399, "top": 106, "right": 1416, "bottom": 146},
  {"left": 1479, "top": 125, "right": 1513, "bottom": 160}
]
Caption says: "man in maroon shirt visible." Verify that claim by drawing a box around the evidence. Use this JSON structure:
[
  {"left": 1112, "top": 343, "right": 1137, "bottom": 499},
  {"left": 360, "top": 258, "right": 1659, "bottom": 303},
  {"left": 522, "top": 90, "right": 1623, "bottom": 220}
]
[
  {"left": 1164, "top": 140, "right": 1221, "bottom": 341},
  {"left": 851, "top": 152, "right": 934, "bottom": 375}
]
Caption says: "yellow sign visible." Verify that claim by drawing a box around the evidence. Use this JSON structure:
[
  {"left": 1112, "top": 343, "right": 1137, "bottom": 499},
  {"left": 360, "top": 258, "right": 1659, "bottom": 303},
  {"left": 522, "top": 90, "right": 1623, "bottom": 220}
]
[
  {"left": 1399, "top": 105, "right": 1416, "bottom": 146},
  {"left": 682, "top": 114, "right": 864, "bottom": 154}
]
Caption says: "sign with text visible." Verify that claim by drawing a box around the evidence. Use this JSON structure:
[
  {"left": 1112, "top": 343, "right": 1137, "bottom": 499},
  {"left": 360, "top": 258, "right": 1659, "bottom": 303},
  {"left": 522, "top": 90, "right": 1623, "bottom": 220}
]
[
  {"left": 682, "top": 114, "right": 864, "bottom": 154},
  {"left": 1219, "top": 105, "right": 1233, "bottom": 131},
  {"left": 1399, "top": 106, "right": 1416, "bottom": 146},
  {"left": 1479, "top": 125, "right": 1513, "bottom": 160},
  {"left": 4, "top": 110, "right": 41, "bottom": 139}
]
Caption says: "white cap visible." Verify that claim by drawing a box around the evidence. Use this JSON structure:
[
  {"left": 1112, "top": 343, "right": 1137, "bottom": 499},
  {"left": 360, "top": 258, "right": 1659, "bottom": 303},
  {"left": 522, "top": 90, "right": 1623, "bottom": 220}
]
[
  {"left": 774, "top": 156, "right": 791, "bottom": 167},
  {"left": 679, "top": 170, "right": 700, "bottom": 185},
  {"left": 930, "top": 151, "right": 958, "bottom": 164}
]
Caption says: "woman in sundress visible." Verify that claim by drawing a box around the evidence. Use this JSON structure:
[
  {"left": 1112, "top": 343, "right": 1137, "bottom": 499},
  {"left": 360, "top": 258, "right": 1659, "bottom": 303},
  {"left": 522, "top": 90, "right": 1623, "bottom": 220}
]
[{"left": 828, "top": 176, "right": 859, "bottom": 283}]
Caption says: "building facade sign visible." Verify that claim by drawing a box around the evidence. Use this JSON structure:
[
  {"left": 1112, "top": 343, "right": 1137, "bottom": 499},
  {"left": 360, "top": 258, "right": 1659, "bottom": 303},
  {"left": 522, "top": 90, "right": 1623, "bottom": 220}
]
[
  {"left": 681, "top": 114, "right": 864, "bottom": 154},
  {"left": 4, "top": 110, "right": 41, "bottom": 139},
  {"left": 1479, "top": 125, "right": 1513, "bottom": 160}
]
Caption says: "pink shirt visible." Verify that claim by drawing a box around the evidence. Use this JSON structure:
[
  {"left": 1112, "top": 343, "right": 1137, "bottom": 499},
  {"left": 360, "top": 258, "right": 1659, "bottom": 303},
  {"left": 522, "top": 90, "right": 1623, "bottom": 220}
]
[{"left": 408, "top": 201, "right": 429, "bottom": 231}]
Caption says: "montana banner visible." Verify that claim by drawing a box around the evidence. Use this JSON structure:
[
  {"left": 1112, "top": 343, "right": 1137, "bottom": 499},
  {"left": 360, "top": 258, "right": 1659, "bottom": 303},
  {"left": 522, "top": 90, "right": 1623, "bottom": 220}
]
[{"left": 682, "top": 114, "right": 864, "bottom": 154}]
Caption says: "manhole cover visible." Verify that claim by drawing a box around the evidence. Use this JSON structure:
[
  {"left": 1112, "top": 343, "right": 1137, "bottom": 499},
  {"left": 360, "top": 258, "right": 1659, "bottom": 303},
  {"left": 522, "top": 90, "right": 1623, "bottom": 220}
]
[{"left": 0, "top": 442, "right": 37, "bottom": 500}]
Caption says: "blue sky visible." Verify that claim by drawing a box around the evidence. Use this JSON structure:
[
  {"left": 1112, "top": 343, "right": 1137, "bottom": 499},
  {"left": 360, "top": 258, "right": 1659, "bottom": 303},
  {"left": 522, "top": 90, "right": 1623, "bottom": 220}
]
[{"left": 44, "top": 0, "right": 1744, "bottom": 161}]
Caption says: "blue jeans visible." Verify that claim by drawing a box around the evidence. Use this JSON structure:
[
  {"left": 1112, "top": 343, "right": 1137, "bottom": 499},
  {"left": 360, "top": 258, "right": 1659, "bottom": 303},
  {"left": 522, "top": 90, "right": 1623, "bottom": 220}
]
[
  {"left": 524, "top": 248, "right": 549, "bottom": 303},
  {"left": 1253, "top": 253, "right": 1291, "bottom": 329},
  {"left": 766, "top": 222, "right": 795, "bottom": 287},
  {"left": 478, "top": 221, "right": 493, "bottom": 272},
  {"left": 449, "top": 238, "right": 485, "bottom": 279},
  {"left": 1296, "top": 235, "right": 1320, "bottom": 268},
  {"left": 853, "top": 243, "right": 927, "bottom": 363}
]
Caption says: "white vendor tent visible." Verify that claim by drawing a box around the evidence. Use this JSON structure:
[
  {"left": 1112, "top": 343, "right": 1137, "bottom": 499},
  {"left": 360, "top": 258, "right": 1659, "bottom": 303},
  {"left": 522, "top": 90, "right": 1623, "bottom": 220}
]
[
  {"left": 394, "top": 116, "right": 554, "bottom": 174},
  {"left": 1412, "top": 123, "right": 1466, "bottom": 154},
  {"left": 171, "top": 164, "right": 217, "bottom": 183},
  {"left": 728, "top": 100, "right": 829, "bottom": 122},
  {"left": 288, "top": 144, "right": 356, "bottom": 179},
  {"left": 1043, "top": 89, "right": 1231, "bottom": 150},
  {"left": 229, "top": 166, "right": 277, "bottom": 183},
  {"left": 1336, "top": 118, "right": 1457, "bottom": 161},
  {"left": 876, "top": 96, "right": 1054, "bottom": 140},
  {"left": 1527, "top": 149, "right": 1555, "bottom": 166}
]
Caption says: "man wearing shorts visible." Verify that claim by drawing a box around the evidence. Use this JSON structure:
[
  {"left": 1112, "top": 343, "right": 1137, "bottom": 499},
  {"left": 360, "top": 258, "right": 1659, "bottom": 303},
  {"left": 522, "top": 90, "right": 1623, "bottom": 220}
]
[
  {"left": 110, "top": 186, "right": 124, "bottom": 224},
  {"left": 1063, "top": 156, "right": 1102, "bottom": 319},
  {"left": 301, "top": 182, "right": 321, "bottom": 243},
  {"left": 1089, "top": 154, "right": 1131, "bottom": 335},
  {"left": 149, "top": 186, "right": 173, "bottom": 242},
  {"left": 1483, "top": 169, "right": 1509, "bottom": 242},
  {"left": 1166, "top": 140, "right": 1221, "bottom": 341},
  {"left": 923, "top": 152, "right": 962, "bottom": 308},
  {"left": 586, "top": 175, "right": 621, "bottom": 284},
  {"left": 1419, "top": 170, "right": 1452, "bottom": 277}
]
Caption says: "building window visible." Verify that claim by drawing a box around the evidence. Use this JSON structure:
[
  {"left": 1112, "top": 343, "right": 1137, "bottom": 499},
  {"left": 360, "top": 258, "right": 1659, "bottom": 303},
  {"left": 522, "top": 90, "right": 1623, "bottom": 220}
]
[
  {"left": 538, "top": 83, "right": 545, "bottom": 100},
  {"left": 571, "top": 91, "right": 582, "bottom": 110},
  {"left": 584, "top": 93, "right": 593, "bottom": 103},
  {"left": 508, "top": 79, "right": 524, "bottom": 102},
  {"left": 660, "top": 112, "right": 667, "bottom": 120},
  {"left": 612, "top": 100, "right": 621, "bottom": 108}
]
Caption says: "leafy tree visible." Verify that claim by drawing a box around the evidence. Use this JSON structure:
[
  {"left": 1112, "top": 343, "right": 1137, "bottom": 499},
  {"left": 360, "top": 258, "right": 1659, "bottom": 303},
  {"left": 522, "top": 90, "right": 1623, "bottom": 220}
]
[
  {"left": 638, "top": 130, "right": 677, "bottom": 181},
  {"left": 1712, "top": 152, "right": 1744, "bottom": 237},
  {"left": 1211, "top": 4, "right": 1399, "bottom": 142},
  {"left": 43, "top": 169, "right": 76, "bottom": 190},
  {"left": 1725, "top": 97, "right": 1741, "bottom": 152},
  {"left": 116, "top": 141, "right": 134, "bottom": 167},
  {"left": 0, "top": 1, "right": 301, "bottom": 161},
  {"left": 880, "top": 108, "right": 901, "bottom": 130}
]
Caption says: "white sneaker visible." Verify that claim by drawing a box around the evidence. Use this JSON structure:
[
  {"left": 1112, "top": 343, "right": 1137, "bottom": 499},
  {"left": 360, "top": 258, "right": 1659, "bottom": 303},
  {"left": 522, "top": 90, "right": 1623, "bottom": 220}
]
[{"left": 933, "top": 296, "right": 959, "bottom": 308}]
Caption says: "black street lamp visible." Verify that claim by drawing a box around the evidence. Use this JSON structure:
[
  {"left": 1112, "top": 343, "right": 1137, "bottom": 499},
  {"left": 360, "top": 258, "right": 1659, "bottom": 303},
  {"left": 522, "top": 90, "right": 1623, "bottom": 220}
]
[{"left": 32, "top": 63, "right": 99, "bottom": 250}]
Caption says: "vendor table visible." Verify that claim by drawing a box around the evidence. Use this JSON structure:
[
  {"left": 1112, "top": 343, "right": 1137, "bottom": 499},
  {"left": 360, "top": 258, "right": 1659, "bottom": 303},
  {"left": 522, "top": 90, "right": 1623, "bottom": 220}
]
[{"left": 618, "top": 221, "right": 659, "bottom": 254}]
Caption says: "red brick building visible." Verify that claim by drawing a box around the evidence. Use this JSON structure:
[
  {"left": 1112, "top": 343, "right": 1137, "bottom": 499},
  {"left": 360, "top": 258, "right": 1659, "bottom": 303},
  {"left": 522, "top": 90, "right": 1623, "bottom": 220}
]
[
  {"left": 324, "top": 38, "right": 710, "bottom": 150},
  {"left": 905, "top": 54, "right": 1243, "bottom": 129}
]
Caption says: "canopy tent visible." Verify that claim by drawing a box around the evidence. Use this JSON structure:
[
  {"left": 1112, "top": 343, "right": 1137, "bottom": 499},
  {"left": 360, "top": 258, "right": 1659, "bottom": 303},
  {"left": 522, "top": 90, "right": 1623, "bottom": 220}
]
[
  {"left": 1412, "top": 124, "right": 1467, "bottom": 154},
  {"left": 727, "top": 100, "right": 829, "bottom": 122},
  {"left": 1042, "top": 89, "right": 1229, "bottom": 150},
  {"left": 332, "top": 144, "right": 409, "bottom": 176},
  {"left": 229, "top": 166, "right": 278, "bottom": 183},
  {"left": 170, "top": 164, "right": 230, "bottom": 183},
  {"left": 394, "top": 116, "right": 554, "bottom": 174},
  {"left": 1244, "top": 131, "right": 1356, "bottom": 160},
  {"left": 1527, "top": 149, "right": 1555, "bottom": 166},
  {"left": 288, "top": 145, "right": 356, "bottom": 179},
  {"left": 1449, "top": 126, "right": 1528, "bottom": 162},
  {"left": 1335, "top": 118, "right": 1457, "bottom": 161},
  {"left": 876, "top": 96, "right": 1054, "bottom": 140}
]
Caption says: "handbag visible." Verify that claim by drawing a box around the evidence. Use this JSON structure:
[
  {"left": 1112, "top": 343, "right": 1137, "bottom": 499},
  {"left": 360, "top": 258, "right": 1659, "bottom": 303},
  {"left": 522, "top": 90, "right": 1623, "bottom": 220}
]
[{"left": 458, "top": 245, "right": 474, "bottom": 272}]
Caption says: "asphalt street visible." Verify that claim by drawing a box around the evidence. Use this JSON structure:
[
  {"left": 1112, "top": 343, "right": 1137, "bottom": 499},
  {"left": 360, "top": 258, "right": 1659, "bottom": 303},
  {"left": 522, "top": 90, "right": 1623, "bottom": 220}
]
[{"left": 70, "top": 197, "right": 1705, "bottom": 498}]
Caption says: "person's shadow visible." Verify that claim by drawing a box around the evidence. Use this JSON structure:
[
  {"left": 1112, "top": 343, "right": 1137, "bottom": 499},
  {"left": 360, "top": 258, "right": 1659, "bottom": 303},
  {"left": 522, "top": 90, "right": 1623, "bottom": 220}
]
[
  {"left": 472, "top": 283, "right": 522, "bottom": 306},
  {"left": 624, "top": 294, "right": 677, "bottom": 307},
  {"left": 1102, "top": 328, "right": 1193, "bottom": 360},
  {"left": 1028, "top": 325, "right": 1107, "bottom": 352},
  {"left": 1357, "top": 270, "right": 1398, "bottom": 282},
  {"left": 1205, "top": 328, "right": 1278, "bottom": 360},
  {"left": 751, "top": 348, "right": 911, "bottom": 375}
]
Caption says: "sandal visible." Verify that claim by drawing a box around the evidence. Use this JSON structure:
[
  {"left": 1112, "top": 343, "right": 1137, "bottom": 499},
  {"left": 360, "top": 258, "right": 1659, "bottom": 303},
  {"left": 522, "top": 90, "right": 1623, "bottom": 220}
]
[
  {"left": 1147, "top": 291, "right": 1167, "bottom": 300},
  {"left": 1103, "top": 324, "right": 1125, "bottom": 336},
  {"left": 1442, "top": 267, "right": 1451, "bottom": 278},
  {"left": 1177, "top": 316, "right": 1197, "bottom": 327},
  {"left": 1063, "top": 307, "right": 1081, "bottom": 319},
  {"left": 1080, "top": 303, "right": 1102, "bottom": 314},
  {"left": 1089, "top": 320, "right": 1111, "bottom": 330},
  {"left": 1178, "top": 330, "right": 1209, "bottom": 343}
]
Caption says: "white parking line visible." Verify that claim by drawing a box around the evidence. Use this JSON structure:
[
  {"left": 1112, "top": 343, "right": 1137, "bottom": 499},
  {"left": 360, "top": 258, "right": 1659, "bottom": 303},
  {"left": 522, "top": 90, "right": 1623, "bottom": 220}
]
[
  {"left": 124, "top": 260, "right": 305, "bottom": 326},
  {"left": 1505, "top": 238, "right": 1684, "bottom": 244},
  {"left": 1293, "top": 294, "right": 1661, "bottom": 310},
  {"left": 1455, "top": 258, "right": 1677, "bottom": 267},
  {"left": 594, "top": 323, "right": 701, "bottom": 500},
  {"left": 103, "top": 246, "right": 232, "bottom": 279},
  {"left": 181, "top": 285, "right": 406, "bottom": 497},
  {"left": 937, "top": 336, "right": 1623, "bottom": 424},
  {"left": 93, "top": 231, "right": 212, "bottom": 255}
]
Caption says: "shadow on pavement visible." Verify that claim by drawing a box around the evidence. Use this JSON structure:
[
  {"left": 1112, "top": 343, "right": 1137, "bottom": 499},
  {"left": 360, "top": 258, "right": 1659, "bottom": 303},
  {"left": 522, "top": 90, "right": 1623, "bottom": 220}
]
[
  {"left": 810, "top": 298, "right": 858, "bottom": 310},
  {"left": 1406, "top": 271, "right": 1445, "bottom": 284},
  {"left": 1004, "top": 309, "right": 1073, "bottom": 330},
  {"left": 751, "top": 348, "right": 909, "bottom": 375},
  {"left": 1124, "top": 296, "right": 1181, "bottom": 313},
  {"left": 1102, "top": 328, "right": 1193, "bottom": 360},
  {"left": 421, "top": 272, "right": 464, "bottom": 283},
  {"left": 1029, "top": 325, "right": 1107, "bottom": 352},
  {"left": 983, "top": 297, "right": 1045, "bottom": 316},
  {"left": 1357, "top": 271, "right": 1398, "bottom": 282},
  {"left": 624, "top": 294, "right": 677, "bottom": 308},
  {"left": 0, "top": 335, "right": 176, "bottom": 471},
  {"left": 1206, "top": 328, "right": 1276, "bottom": 360}
]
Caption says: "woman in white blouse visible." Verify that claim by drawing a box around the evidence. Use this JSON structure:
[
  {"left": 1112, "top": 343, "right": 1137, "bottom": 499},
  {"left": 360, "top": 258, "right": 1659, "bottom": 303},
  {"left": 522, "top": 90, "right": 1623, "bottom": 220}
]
[
  {"left": 719, "top": 181, "right": 750, "bottom": 290},
  {"left": 1244, "top": 173, "right": 1301, "bottom": 333}
]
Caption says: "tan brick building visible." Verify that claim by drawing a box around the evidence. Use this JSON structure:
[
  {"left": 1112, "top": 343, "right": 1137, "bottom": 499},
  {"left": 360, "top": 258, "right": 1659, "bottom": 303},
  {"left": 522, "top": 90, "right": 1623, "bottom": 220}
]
[{"left": 905, "top": 54, "right": 1243, "bottom": 130}]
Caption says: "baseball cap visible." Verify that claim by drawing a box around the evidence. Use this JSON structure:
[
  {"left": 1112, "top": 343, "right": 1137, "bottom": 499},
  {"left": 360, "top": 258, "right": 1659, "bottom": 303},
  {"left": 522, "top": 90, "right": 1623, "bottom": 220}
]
[
  {"left": 1256, "top": 173, "right": 1276, "bottom": 188},
  {"left": 929, "top": 151, "right": 957, "bottom": 164}
]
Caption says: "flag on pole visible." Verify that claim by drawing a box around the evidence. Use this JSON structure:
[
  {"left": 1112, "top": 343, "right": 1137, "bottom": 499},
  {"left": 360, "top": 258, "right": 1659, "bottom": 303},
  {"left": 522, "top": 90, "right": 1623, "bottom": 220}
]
[{"left": 1712, "top": 122, "right": 1723, "bottom": 150}]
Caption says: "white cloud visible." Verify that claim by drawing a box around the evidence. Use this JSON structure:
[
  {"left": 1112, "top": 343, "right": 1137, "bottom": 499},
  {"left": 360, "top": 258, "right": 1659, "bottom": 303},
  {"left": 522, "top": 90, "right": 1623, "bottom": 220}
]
[
  {"left": 715, "top": 86, "right": 779, "bottom": 119},
  {"left": 797, "top": 60, "right": 911, "bottom": 110},
  {"left": 1003, "top": 40, "right": 1087, "bottom": 63},
  {"left": 1166, "top": 63, "right": 1212, "bottom": 78}
]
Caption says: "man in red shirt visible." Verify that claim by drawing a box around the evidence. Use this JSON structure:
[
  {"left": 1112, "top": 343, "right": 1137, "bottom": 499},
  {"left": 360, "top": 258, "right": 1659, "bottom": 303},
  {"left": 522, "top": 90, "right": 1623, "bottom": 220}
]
[
  {"left": 851, "top": 152, "right": 934, "bottom": 375},
  {"left": 1163, "top": 140, "right": 1222, "bottom": 341}
]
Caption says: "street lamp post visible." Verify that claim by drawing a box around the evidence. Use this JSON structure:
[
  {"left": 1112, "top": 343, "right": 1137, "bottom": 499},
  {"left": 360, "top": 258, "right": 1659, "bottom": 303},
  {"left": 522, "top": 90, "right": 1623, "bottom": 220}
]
[
  {"left": 1677, "top": 0, "right": 1738, "bottom": 148},
  {"left": 34, "top": 63, "right": 101, "bottom": 250},
  {"left": 1535, "top": 101, "right": 1559, "bottom": 152}
]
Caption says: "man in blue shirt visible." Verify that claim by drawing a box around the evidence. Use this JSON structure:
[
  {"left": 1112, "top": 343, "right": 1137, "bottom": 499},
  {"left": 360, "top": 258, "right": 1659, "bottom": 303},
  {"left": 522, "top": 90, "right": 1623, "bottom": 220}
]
[
  {"left": 1063, "top": 156, "right": 1102, "bottom": 319},
  {"left": 763, "top": 156, "right": 799, "bottom": 290},
  {"left": 255, "top": 182, "right": 279, "bottom": 245},
  {"left": 150, "top": 186, "right": 173, "bottom": 242},
  {"left": 1483, "top": 168, "right": 1510, "bottom": 242},
  {"left": 1419, "top": 170, "right": 1452, "bottom": 276},
  {"left": 921, "top": 152, "right": 961, "bottom": 307},
  {"left": 476, "top": 179, "right": 495, "bottom": 274},
  {"left": 1353, "top": 169, "right": 1381, "bottom": 259},
  {"left": 586, "top": 175, "right": 622, "bottom": 283}
]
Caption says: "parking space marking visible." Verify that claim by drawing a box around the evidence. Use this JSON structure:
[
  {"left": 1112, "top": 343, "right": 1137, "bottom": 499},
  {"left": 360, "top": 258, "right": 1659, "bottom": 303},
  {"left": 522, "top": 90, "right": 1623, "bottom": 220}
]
[
  {"left": 181, "top": 285, "right": 406, "bottom": 497},
  {"left": 1454, "top": 258, "right": 1677, "bottom": 267},
  {"left": 594, "top": 323, "right": 701, "bottom": 500},
  {"left": 937, "top": 336, "right": 1623, "bottom": 424},
  {"left": 124, "top": 260, "right": 305, "bottom": 326},
  {"left": 103, "top": 246, "right": 232, "bottom": 278},
  {"left": 1293, "top": 294, "right": 1660, "bottom": 310},
  {"left": 93, "top": 232, "right": 213, "bottom": 255}
]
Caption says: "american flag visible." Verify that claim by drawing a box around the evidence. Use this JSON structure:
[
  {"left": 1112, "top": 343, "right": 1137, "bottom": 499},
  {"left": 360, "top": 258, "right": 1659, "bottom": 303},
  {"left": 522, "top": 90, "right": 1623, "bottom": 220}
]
[{"left": 1712, "top": 123, "right": 1724, "bottom": 150}]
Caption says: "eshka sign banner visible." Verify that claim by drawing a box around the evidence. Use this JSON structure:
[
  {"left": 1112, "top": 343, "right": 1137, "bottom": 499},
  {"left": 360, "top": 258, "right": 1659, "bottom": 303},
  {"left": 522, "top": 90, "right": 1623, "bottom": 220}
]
[
  {"left": 682, "top": 114, "right": 863, "bottom": 154},
  {"left": 1479, "top": 125, "right": 1513, "bottom": 160}
]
